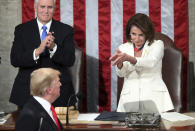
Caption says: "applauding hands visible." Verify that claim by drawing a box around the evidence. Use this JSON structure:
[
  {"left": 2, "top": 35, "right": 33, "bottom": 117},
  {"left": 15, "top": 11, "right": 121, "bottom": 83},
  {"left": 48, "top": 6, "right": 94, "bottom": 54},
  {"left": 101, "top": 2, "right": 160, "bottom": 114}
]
[
  {"left": 110, "top": 49, "right": 137, "bottom": 69},
  {"left": 36, "top": 32, "right": 55, "bottom": 57}
]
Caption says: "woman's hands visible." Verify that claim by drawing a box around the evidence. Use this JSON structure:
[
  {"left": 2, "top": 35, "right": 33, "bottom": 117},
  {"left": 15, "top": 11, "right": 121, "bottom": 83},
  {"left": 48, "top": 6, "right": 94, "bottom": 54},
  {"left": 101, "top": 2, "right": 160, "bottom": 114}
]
[{"left": 110, "top": 49, "right": 137, "bottom": 69}]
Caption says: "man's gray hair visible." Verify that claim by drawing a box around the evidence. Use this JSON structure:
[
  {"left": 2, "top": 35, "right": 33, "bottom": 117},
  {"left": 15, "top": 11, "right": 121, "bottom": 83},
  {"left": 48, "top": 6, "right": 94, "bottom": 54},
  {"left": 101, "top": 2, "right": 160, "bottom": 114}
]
[{"left": 35, "top": 0, "right": 56, "bottom": 5}]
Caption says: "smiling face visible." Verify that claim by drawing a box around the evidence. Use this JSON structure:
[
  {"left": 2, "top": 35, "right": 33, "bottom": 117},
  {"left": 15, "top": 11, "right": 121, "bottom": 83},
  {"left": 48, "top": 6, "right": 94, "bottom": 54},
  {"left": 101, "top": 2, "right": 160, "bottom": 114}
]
[
  {"left": 35, "top": 0, "right": 55, "bottom": 25},
  {"left": 125, "top": 13, "right": 155, "bottom": 45},
  {"left": 130, "top": 25, "right": 146, "bottom": 48}
]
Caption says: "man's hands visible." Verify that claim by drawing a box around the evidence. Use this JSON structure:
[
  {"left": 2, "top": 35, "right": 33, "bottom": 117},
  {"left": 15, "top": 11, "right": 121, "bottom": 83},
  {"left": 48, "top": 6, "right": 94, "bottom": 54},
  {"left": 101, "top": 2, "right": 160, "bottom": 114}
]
[{"left": 35, "top": 32, "right": 55, "bottom": 57}]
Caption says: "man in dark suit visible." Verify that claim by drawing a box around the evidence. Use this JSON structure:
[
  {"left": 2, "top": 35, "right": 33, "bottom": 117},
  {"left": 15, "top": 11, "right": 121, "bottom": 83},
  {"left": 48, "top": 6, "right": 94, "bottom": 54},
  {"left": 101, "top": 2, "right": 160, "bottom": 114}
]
[
  {"left": 10, "top": 0, "right": 76, "bottom": 108},
  {"left": 15, "top": 68, "right": 63, "bottom": 131}
]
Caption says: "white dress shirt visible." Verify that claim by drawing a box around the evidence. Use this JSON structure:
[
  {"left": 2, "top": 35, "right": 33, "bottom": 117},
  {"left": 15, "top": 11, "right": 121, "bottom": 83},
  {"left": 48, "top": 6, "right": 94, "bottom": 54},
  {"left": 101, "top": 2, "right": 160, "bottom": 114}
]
[{"left": 33, "top": 18, "right": 57, "bottom": 61}]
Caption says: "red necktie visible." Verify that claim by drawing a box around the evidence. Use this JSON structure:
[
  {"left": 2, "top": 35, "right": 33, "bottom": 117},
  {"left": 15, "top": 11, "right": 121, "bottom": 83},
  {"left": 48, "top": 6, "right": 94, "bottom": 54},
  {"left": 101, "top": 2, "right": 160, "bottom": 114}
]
[{"left": 51, "top": 105, "right": 61, "bottom": 131}]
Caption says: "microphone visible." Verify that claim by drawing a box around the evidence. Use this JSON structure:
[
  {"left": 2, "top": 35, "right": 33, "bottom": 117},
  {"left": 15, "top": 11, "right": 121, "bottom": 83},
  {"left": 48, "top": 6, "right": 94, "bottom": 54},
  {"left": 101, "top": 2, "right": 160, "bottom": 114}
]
[
  {"left": 38, "top": 117, "right": 43, "bottom": 131},
  {"left": 66, "top": 92, "right": 83, "bottom": 125}
]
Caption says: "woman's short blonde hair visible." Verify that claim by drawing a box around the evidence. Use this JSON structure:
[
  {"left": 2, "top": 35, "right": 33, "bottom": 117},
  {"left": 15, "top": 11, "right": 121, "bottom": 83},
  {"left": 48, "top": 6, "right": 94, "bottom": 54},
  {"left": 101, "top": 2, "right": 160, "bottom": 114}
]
[{"left": 30, "top": 68, "right": 60, "bottom": 96}]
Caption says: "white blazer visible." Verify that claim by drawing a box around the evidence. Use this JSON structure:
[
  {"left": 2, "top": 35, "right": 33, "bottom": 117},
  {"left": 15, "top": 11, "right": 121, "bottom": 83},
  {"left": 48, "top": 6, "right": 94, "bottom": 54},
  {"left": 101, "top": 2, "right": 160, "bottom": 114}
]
[{"left": 116, "top": 40, "right": 174, "bottom": 113}]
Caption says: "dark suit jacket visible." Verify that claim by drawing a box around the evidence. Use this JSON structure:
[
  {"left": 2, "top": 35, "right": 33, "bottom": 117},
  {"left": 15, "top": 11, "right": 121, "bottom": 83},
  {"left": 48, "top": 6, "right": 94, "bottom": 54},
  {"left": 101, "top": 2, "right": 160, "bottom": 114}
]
[
  {"left": 15, "top": 97, "right": 64, "bottom": 131},
  {"left": 10, "top": 19, "right": 76, "bottom": 107}
]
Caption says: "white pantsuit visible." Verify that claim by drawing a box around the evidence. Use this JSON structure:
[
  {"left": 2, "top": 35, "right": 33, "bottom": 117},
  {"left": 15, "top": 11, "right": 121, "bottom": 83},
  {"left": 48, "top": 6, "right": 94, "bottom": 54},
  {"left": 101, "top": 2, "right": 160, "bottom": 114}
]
[{"left": 116, "top": 40, "right": 174, "bottom": 113}]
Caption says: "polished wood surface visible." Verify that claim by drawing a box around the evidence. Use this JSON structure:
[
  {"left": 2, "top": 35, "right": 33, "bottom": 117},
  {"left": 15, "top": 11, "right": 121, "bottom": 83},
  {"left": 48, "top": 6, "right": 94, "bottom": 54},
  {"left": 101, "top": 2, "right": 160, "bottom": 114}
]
[
  {"left": 1, "top": 111, "right": 195, "bottom": 131},
  {"left": 0, "top": 111, "right": 17, "bottom": 131}
]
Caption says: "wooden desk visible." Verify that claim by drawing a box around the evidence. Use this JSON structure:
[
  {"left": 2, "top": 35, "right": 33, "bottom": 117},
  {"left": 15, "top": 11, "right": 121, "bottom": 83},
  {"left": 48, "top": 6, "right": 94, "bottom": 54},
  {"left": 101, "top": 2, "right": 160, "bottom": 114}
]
[{"left": 1, "top": 111, "right": 195, "bottom": 131}]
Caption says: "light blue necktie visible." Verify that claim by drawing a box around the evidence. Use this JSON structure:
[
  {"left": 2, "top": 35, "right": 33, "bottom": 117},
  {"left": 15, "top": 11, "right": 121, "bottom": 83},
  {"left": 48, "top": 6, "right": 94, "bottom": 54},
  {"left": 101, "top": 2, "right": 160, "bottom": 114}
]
[
  {"left": 41, "top": 25, "right": 47, "bottom": 41},
  {"left": 41, "top": 25, "right": 48, "bottom": 55}
]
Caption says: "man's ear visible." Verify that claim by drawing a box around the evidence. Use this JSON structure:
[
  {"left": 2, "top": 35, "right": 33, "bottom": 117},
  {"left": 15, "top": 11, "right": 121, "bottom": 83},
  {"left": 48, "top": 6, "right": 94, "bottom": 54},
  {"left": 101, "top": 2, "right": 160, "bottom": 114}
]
[{"left": 45, "top": 87, "right": 52, "bottom": 95}]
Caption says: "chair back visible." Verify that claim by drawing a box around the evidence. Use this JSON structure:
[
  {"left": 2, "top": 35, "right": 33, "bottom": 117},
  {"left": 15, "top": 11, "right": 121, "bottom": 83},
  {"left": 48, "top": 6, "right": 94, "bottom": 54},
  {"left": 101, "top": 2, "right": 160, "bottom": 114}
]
[
  {"left": 117, "top": 32, "right": 183, "bottom": 112},
  {"left": 69, "top": 45, "right": 84, "bottom": 111}
]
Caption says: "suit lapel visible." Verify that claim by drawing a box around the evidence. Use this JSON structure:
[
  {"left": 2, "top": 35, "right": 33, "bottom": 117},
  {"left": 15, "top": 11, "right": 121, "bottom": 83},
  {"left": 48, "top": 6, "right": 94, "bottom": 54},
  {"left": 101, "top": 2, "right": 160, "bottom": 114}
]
[
  {"left": 142, "top": 41, "right": 150, "bottom": 57},
  {"left": 49, "top": 19, "right": 56, "bottom": 33},
  {"left": 129, "top": 41, "right": 149, "bottom": 57},
  {"left": 129, "top": 43, "right": 134, "bottom": 56},
  {"left": 50, "top": 20, "right": 59, "bottom": 44},
  {"left": 31, "top": 19, "right": 41, "bottom": 47},
  {"left": 32, "top": 98, "right": 60, "bottom": 131}
]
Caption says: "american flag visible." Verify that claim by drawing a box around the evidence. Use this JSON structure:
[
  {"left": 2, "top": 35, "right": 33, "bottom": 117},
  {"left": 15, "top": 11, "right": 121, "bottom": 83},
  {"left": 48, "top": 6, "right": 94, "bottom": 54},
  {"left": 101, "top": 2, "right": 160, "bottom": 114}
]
[{"left": 22, "top": 0, "right": 188, "bottom": 112}]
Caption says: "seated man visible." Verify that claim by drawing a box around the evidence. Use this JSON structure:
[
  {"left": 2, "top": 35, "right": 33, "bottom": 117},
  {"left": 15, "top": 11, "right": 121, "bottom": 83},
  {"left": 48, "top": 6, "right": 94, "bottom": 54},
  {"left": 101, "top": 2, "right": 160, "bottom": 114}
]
[{"left": 15, "top": 68, "right": 63, "bottom": 131}]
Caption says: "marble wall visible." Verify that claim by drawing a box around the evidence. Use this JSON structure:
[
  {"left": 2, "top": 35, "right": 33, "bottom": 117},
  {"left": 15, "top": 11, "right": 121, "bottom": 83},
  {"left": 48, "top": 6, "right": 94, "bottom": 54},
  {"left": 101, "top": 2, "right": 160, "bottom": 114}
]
[{"left": 0, "top": 0, "right": 21, "bottom": 112}]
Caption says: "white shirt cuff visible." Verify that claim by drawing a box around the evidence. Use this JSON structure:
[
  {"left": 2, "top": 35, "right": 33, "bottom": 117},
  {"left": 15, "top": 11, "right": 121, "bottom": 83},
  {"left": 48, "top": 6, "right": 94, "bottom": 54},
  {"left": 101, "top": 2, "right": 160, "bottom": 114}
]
[
  {"left": 33, "top": 49, "right": 39, "bottom": 63},
  {"left": 49, "top": 44, "right": 57, "bottom": 58}
]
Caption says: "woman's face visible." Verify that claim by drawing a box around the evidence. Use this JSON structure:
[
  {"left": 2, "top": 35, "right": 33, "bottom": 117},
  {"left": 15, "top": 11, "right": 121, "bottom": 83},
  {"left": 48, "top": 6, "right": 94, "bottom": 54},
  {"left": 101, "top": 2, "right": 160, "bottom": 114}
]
[{"left": 129, "top": 25, "right": 146, "bottom": 47}]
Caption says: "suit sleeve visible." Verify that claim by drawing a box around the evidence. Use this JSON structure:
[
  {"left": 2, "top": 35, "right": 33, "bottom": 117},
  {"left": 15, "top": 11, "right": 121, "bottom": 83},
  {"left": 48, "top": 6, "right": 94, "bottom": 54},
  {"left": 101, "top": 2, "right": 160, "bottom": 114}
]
[
  {"left": 135, "top": 40, "right": 164, "bottom": 69},
  {"left": 10, "top": 24, "right": 37, "bottom": 68},
  {"left": 15, "top": 112, "right": 38, "bottom": 131},
  {"left": 115, "top": 40, "right": 164, "bottom": 77},
  {"left": 51, "top": 26, "right": 75, "bottom": 67},
  {"left": 115, "top": 61, "right": 135, "bottom": 78},
  {"left": 115, "top": 44, "right": 136, "bottom": 78}
]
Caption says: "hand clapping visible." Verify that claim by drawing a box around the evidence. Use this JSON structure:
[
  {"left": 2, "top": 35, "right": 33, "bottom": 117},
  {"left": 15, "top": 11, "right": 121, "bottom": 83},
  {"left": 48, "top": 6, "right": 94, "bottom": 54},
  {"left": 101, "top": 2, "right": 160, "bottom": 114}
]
[
  {"left": 46, "top": 32, "right": 55, "bottom": 50},
  {"left": 110, "top": 49, "right": 137, "bottom": 69},
  {"left": 109, "top": 49, "right": 126, "bottom": 68},
  {"left": 36, "top": 32, "right": 55, "bottom": 57}
]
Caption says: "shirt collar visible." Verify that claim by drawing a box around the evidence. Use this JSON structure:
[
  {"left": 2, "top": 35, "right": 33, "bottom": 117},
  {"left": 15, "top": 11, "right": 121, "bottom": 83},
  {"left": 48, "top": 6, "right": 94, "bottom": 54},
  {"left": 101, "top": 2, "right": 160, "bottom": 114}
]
[
  {"left": 33, "top": 96, "right": 51, "bottom": 114},
  {"left": 36, "top": 18, "right": 52, "bottom": 33}
]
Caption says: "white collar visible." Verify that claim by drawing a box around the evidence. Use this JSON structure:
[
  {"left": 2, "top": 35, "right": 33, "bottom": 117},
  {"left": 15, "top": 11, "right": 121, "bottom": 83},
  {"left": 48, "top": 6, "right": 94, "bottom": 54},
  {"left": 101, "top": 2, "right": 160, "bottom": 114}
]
[
  {"left": 36, "top": 18, "right": 52, "bottom": 33},
  {"left": 33, "top": 96, "right": 51, "bottom": 114}
]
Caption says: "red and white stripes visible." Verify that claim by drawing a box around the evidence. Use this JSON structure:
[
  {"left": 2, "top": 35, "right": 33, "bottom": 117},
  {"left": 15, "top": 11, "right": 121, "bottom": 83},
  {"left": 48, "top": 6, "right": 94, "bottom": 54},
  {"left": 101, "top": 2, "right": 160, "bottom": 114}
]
[{"left": 22, "top": 0, "right": 188, "bottom": 112}]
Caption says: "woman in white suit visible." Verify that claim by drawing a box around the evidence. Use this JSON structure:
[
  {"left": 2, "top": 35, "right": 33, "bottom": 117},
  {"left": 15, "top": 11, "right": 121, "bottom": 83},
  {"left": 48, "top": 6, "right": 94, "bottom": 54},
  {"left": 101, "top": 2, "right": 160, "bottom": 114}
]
[{"left": 110, "top": 13, "right": 174, "bottom": 113}]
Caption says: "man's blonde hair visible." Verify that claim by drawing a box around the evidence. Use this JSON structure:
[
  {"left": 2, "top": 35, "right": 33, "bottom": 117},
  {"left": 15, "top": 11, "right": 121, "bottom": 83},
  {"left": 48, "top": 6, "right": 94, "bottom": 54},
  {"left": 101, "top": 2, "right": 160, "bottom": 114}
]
[{"left": 30, "top": 68, "right": 60, "bottom": 96}]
